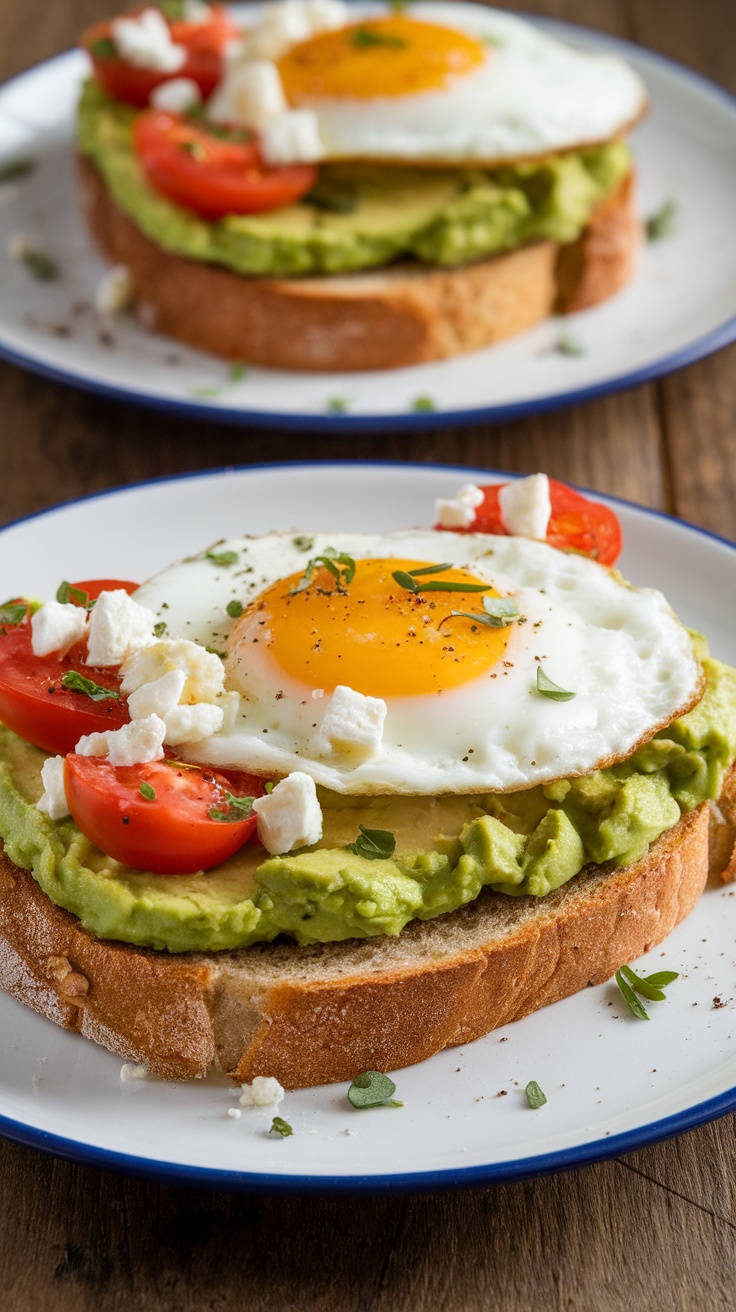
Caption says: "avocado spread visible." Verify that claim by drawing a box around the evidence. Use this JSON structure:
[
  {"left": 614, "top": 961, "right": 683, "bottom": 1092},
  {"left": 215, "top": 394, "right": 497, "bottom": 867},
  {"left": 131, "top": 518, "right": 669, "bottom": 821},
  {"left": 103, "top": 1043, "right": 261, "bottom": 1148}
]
[
  {"left": 0, "top": 647, "right": 734, "bottom": 954},
  {"left": 77, "top": 79, "right": 632, "bottom": 278}
]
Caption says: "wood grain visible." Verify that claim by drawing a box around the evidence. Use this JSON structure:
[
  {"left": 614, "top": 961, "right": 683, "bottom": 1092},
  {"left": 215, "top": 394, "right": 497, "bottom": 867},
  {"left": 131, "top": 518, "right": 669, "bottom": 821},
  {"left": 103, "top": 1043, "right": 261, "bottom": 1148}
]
[{"left": 0, "top": 0, "right": 735, "bottom": 1308}]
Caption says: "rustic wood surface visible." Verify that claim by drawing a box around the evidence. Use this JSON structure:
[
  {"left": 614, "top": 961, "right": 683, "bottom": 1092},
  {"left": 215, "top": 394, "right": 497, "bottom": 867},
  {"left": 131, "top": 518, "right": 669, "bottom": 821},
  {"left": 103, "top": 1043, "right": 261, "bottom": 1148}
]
[{"left": 1, "top": 0, "right": 735, "bottom": 1308}]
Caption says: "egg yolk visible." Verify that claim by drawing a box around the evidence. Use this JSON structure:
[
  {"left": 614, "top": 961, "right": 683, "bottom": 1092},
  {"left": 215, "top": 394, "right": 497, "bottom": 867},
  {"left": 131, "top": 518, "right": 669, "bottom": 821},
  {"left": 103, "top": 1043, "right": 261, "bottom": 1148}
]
[
  {"left": 235, "top": 558, "right": 511, "bottom": 698},
  {"left": 277, "top": 17, "right": 487, "bottom": 101}
]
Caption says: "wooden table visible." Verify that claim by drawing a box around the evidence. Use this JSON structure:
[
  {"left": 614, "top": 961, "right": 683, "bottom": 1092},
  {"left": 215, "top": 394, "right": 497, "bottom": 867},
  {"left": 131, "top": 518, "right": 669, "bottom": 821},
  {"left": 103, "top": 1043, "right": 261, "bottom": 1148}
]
[{"left": 1, "top": 1, "right": 735, "bottom": 1307}]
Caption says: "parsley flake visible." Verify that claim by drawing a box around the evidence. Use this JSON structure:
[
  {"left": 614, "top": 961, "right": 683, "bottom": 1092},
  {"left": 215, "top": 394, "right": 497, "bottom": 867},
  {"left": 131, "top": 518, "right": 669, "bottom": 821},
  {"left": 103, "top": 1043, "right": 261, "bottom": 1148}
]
[
  {"left": 556, "top": 330, "right": 585, "bottom": 357},
  {"left": 348, "top": 1070, "right": 403, "bottom": 1109},
  {"left": 412, "top": 396, "right": 436, "bottom": 413},
  {"left": 208, "top": 792, "right": 255, "bottom": 823},
  {"left": 327, "top": 396, "right": 349, "bottom": 414},
  {"left": 350, "top": 26, "right": 407, "bottom": 48},
  {"left": 346, "top": 825, "right": 396, "bottom": 861},
  {"left": 56, "top": 581, "right": 89, "bottom": 607},
  {"left": 0, "top": 600, "right": 28, "bottom": 626},
  {"left": 89, "top": 36, "right": 117, "bottom": 58},
  {"left": 206, "top": 549, "right": 238, "bottom": 567},
  {"left": 292, "top": 535, "right": 314, "bottom": 552},
  {"left": 153, "top": 621, "right": 167, "bottom": 638},
  {"left": 0, "top": 158, "right": 35, "bottom": 185},
  {"left": 525, "top": 1080, "right": 547, "bottom": 1109},
  {"left": 269, "top": 1116, "right": 293, "bottom": 1138},
  {"left": 536, "top": 666, "right": 575, "bottom": 701},
  {"left": 61, "top": 671, "right": 120, "bottom": 702},
  {"left": 226, "top": 600, "right": 244, "bottom": 619},
  {"left": 21, "top": 250, "right": 57, "bottom": 281},
  {"left": 646, "top": 199, "right": 678, "bottom": 241},
  {"left": 615, "top": 963, "right": 679, "bottom": 1020},
  {"left": 139, "top": 782, "right": 156, "bottom": 801}
]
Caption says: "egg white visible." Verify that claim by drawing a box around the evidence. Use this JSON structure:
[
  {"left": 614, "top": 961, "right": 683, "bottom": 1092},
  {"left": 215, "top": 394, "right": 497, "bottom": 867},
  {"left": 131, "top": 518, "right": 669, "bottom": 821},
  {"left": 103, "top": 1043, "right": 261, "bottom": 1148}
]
[
  {"left": 271, "top": 2, "right": 647, "bottom": 164},
  {"left": 132, "top": 530, "right": 702, "bottom": 796}
]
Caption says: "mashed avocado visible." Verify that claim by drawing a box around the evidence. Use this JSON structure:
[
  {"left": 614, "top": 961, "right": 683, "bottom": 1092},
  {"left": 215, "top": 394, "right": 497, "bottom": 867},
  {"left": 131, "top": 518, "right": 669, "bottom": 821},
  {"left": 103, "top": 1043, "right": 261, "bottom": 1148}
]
[
  {"left": 0, "top": 651, "right": 734, "bottom": 954},
  {"left": 77, "top": 79, "right": 632, "bottom": 278}
]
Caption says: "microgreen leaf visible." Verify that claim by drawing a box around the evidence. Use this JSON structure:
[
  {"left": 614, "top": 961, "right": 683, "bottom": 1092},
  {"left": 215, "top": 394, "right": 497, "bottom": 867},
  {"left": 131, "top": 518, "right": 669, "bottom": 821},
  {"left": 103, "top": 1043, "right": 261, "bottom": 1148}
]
[
  {"left": 392, "top": 568, "right": 491, "bottom": 595},
  {"left": 88, "top": 36, "right": 117, "bottom": 58},
  {"left": 56, "top": 581, "right": 89, "bottom": 606},
  {"left": 346, "top": 825, "right": 396, "bottom": 861},
  {"left": 0, "top": 158, "right": 34, "bottom": 185},
  {"left": 525, "top": 1081, "right": 547, "bottom": 1109},
  {"left": 536, "top": 666, "right": 575, "bottom": 701},
  {"left": 206, "top": 550, "right": 238, "bottom": 567},
  {"left": 268, "top": 1116, "right": 293, "bottom": 1138},
  {"left": 290, "top": 548, "right": 356, "bottom": 595},
  {"left": 208, "top": 792, "right": 255, "bottom": 823},
  {"left": 226, "top": 600, "right": 244, "bottom": 619},
  {"left": 639, "top": 970, "right": 679, "bottom": 990},
  {"left": 407, "top": 563, "right": 453, "bottom": 577},
  {"left": 350, "top": 26, "right": 407, "bottom": 48},
  {"left": 615, "top": 969, "right": 650, "bottom": 1020},
  {"left": 618, "top": 963, "right": 679, "bottom": 1005},
  {"left": 347, "top": 1070, "right": 402, "bottom": 1109},
  {"left": 0, "top": 600, "right": 28, "bottom": 626},
  {"left": 646, "top": 199, "right": 678, "bottom": 241},
  {"left": 61, "top": 671, "right": 120, "bottom": 701},
  {"left": 440, "top": 597, "right": 521, "bottom": 630},
  {"left": 139, "top": 782, "right": 156, "bottom": 801},
  {"left": 412, "top": 396, "right": 436, "bottom": 413},
  {"left": 264, "top": 781, "right": 275, "bottom": 794},
  {"left": 392, "top": 569, "right": 420, "bottom": 593}
]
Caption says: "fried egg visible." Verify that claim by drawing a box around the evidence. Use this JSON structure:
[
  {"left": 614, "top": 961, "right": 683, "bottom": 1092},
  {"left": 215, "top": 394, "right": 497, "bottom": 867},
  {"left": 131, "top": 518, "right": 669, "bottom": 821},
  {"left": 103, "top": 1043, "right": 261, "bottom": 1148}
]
[
  {"left": 270, "top": 2, "right": 647, "bottom": 164},
  {"left": 132, "top": 530, "right": 702, "bottom": 796}
]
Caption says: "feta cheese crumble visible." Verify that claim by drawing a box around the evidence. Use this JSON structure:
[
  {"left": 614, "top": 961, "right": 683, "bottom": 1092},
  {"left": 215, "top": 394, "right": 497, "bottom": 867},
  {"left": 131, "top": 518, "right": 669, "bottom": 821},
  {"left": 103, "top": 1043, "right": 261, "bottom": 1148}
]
[
  {"left": 434, "top": 484, "right": 485, "bottom": 530},
  {"left": 150, "top": 76, "right": 203, "bottom": 112},
  {"left": 36, "top": 756, "right": 69, "bottom": 821},
  {"left": 75, "top": 714, "right": 167, "bottom": 768},
  {"left": 112, "top": 8, "right": 187, "bottom": 72},
  {"left": 251, "top": 772, "right": 323, "bottom": 854},
  {"left": 127, "top": 669, "right": 187, "bottom": 721},
  {"left": 30, "top": 601, "right": 88, "bottom": 658},
  {"left": 163, "top": 701, "right": 224, "bottom": 745},
  {"left": 260, "top": 109, "right": 324, "bottom": 165},
  {"left": 121, "top": 638, "right": 225, "bottom": 705},
  {"left": 238, "top": 1076, "right": 285, "bottom": 1107},
  {"left": 498, "top": 473, "right": 552, "bottom": 541},
  {"left": 85, "top": 590, "right": 158, "bottom": 668},
  {"left": 94, "top": 265, "right": 134, "bottom": 316},
  {"left": 317, "top": 685, "right": 387, "bottom": 762},
  {"left": 208, "top": 59, "right": 287, "bottom": 130},
  {"left": 120, "top": 1063, "right": 148, "bottom": 1081}
]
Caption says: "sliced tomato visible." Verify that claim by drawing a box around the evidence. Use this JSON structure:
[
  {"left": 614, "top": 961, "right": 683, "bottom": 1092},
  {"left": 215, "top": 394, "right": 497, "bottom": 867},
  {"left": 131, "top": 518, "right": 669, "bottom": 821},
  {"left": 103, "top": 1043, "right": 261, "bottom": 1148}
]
[
  {"left": 132, "top": 110, "right": 318, "bottom": 218},
  {"left": 64, "top": 755, "right": 265, "bottom": 873},
  {"left": 0, "top": 604, "right": 128, "bottom": 755},
  {"left": 82, "top": 6, "right": 240, "bottom": 108},
  {"left": 437, "top": 478, "right": 623, "bottom": 566},
  {"left": 60, "top": 578, "right": 140, "bottom": 605}
]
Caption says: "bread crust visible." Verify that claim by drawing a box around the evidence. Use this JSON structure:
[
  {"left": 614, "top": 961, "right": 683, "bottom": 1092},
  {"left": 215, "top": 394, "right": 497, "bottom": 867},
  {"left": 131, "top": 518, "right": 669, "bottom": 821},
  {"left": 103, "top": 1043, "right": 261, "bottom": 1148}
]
[
  {"left": 0, "top": 792, "right": 720, "bottom": 1087},
  {"left": 78, "top": 156, "right": 640, "bottom": 372}
]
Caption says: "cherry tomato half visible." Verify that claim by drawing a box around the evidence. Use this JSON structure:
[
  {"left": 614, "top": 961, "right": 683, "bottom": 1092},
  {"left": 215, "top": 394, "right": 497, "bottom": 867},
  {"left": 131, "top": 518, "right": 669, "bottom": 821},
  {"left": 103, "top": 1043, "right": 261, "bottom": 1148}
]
[
  {"left": 437, "top": 478, "right": 623, "bottom": 566},
  {"left": 64, "top": 755, "right": 265, "bottom": 873},
  {"left": 63, "top": 579, "right": 139, "bottom": 605},
  {"left": 82, "top": 6, "right": 240, "bottom": 108},
  {"left": 0, "top": 600, "right": 128, "bottom": 755},
  {"left": 132, "top": 110, "right": 318, "bottom": 218}
]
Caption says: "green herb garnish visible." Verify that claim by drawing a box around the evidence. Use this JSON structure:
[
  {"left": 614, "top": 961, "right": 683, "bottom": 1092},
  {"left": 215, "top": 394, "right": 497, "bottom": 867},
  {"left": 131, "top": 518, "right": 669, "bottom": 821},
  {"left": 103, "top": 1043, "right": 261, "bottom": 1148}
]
[
  {"left": 206, "top": 549, "right": 238, "bottom": 567},
  {"left": 348, "top": 1070, "right": 402, "bottom": 1109},
  {"left": 139, "top": 782, "right": 157, "bottom": 801},
  {"left": 556, "top": 331, "right": 584, "bottom": 357},
  {"left": 61, "top": 671, "right": 120, "bottom": 701},
  {"left": 208, "top": 792, "right": 255, "bottom": 823},
  {"left": 392, "top": 569, "right": 490, "bottom": 595},
  {"left": 269, "top": 1116, "right": 293, "bottom": 1138},
  {"left": 440, "top": 597, "right": 520, "bottom": 630},
  {"left": 412, "top": 396, "right": 436, "bottom": 413},
  {"left": 350, "top": 26, "right": 407, "bottom": 48},
  {"left": 406, "top": 563, "right": 453, "bottom": 577},
  {"left": 180, "top": 138, "right": 207, "bottom": 162},
  {"left": 290, "top": 547, "right": 356, "bottom": 595},
  {"left": 0, "top": 600, "right": 28, "bottom": 626},
  {"left": 292, "top": 535, "right": 314, "bottom": 552},
  {"left": 0, "top": 158, "right": 34, "bottom": 184},
  {"left": 229, "top": 361, "right": 246, "bottom": 383},
  {"left": 346, "top": 825, "right": 396, "bottom": 861},
  {"left": 56, "top": 581, "right": 89, "bottom": 606},
  {"left": 153, "top": 621, "right": 167, "bottom": 638},
  {"left": 646, "top": 199, "right": 678, "bottom": 241},
  {"left": 536, "top": 666, "right": 575, "bottom": 701},
  {"left": 615, "top": 964, "right": 679, "bottom": 1020},
  {"left": 226, "top": 600, "right": 244, "bottom": 619},
  {"left": 264, "top": 781, "right": 275, "bottom": 794},
  {"left": 327, "top": 396, "right": 349, "bottom": 414},
  {"left": 89, "top": 36, "right": 117, "bottom": 58},
  {"left": 525, "top": 1080, "right": 547, "bottom": 1109},
  {"left": 21, "top": 250, "right": 57, "bottom": 281}
]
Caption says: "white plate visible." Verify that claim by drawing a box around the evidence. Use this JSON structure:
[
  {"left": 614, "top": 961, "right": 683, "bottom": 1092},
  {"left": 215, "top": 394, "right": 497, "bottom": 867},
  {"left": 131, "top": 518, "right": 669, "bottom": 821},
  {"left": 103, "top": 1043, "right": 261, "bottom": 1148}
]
[
  {"left": 0, "top": 461, "right": 735, "bottom": 1191},
  {"left": 0, "top": 13, "right": 735, "bottom": 430}
]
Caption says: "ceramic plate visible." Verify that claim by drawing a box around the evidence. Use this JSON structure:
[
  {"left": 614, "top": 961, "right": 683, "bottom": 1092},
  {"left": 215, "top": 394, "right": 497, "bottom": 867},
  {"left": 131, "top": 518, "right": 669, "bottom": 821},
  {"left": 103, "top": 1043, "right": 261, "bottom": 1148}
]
[
  {"left": 0, "top": 13, "right": 735, "bottom": 430},
  {"left": 0, "top": 461, "right": 735, "bottom": 1192}
]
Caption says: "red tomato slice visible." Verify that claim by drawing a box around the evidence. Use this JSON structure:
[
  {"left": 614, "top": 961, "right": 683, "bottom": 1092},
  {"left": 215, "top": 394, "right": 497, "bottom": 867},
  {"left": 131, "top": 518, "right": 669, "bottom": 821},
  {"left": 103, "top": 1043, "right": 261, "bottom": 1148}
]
[
  {"left": 437, "top": 478, "right": 623, "bottom": 566},
  {"left": 61, "top": 579, "right": 139, "bottom": 605},
  {"left": 132, "top": 110, "right": 318, "bottom": 218},
  {"left": 82, "top": 6, "right": 239, "bottom": 108},
  {"left": 64, "top": 755, "right": 265, "bottom": 873},
  {"left": 0, "top": 603, "right": 128, "bottom": 755}
]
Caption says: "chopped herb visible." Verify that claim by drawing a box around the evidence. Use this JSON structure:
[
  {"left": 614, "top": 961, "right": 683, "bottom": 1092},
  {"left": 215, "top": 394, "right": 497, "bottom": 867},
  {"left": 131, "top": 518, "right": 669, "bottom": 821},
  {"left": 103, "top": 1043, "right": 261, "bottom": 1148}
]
[
  {"left": 348, "top": 1070, "right": 402, "bottom": 1109},
  {"left": 208, "top": 792, "right": 255, "bottom": 823},
  {"left": 206, "top": 549, "right": 239, "bottom": 567},
  {"left": 615, "top": 963, "right": 679, "bottom": 1019},
  {"left": 327, "top": 397, "right": 349, "bottom": 414},
  {"left": 264, "top": 781, "right": 275, "bottom": 794},
  {"left": 292, "top": 535, "right": 315, "bottom": 552},
  {"left": 350, "top": 26, "right": 408, "bottom": 49},
  {"left": 306, "top": 178, "right": 358, "bottom": 214},
  {"left": 392, "top": 569, "right": 490, "bottom": 595},
  {"left": 0, "top": 600, "right": 28, "bottom": 626},
  {"left": 21, "top": 250, "right": 57, "bottom": 281},
  {"left": 407, "top": 563, "right": 453, "bottom": 577},
  {"left": 139, "top": 782, "right": 157, "bottom": 801},
  {"left": 205, "top": 645, "right": 226, "bottom": 659},
  {"left": 440, "top": 597, "right": 521, "bottom": 630},
  {"left": 290, "top": 547, "right": 356, "bottom": 595},
  {"left": 556, "top": 330, "right": 584, "bottom": 357},
  {"left": 56, "top": 581, "right": 88, "bottom": 606},
  {"left": 525, "top": 1080, "right": 547, "bottom": 1109},
  {"left": 226, "top": 600, "right": 244, "bottom": 619},
  {"left": 89, "top": 36, "right": 117, "bottom": 58},
  {"left": 61, "top": 671, "right": 120, "bottom": 701},
  {"left": 412, "top": 396, "right": 436, "bottom": 413},
  {"left": 346, "top": 825, "right": 396, "bottom": 861},
  {"left": 180, "top": 138, "right": 207, "bottom": 162},
  {"left": 0, "top": 158, "right": 34, "bottom": 185},
  {"left": 646, "top": 199, "right": 678, "bottom": 241},
  {"left": 229, "top": 361, "right": 246, "bottom": 383},
  {"left": 268, "top": 1116, "right": 293, "bottom": 1138},
  {"left": 536, "top": 666, "right": 575, "bottom": 701},
  {"left": 153, "top": 621, "right": 167, "bottom": 638}
]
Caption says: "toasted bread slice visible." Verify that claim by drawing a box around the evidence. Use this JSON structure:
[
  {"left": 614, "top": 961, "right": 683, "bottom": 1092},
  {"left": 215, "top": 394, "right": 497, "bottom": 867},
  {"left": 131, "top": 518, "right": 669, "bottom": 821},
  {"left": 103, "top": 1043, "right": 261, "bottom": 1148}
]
[
  {"left": 79, "top": 158, "right": 641, "bottom": 372},
  {"left": 1, "top": 780, "right": 731, "bottom": 1088}
]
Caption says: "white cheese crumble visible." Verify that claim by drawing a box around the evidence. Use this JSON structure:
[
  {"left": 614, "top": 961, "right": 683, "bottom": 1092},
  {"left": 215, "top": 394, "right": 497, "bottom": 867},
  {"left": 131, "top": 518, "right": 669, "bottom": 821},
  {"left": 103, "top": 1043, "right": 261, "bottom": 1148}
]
[
  {"left": 227, "top": 1107, "right": 242, "bottom": 1119},
  {"left": 498, "top": 473, "right": 552, "bottom": 541},
  {"left": 36, "top": 755, "right": 69, "bottom": 821},
  {"left": 75, "top": 714, "right": 166, "bottom": 768},
  {"left": 149, "top": 75, "right": 203, "bottom": 112},
  {"left": 317, "top": 684, "right": 387, "bottom": 762},
  {"left": 30, "top": 601, "right": 88, "bottom": 658},
  {"left": 163, "top": 701, "right": 224, "bottom": 745},
  {"left": 121, "top": 638, "right": 225, "bottom": 705},
  {"left": 112, "top": 8, "right": 187, "bottom": 72},
  {"left": 238, "top": 1076, "right": 285, "bottom": 1107},
  {"left": 127, "top": 668, "right": 187, "bottom": 721},
  {"left": 120, "top": 1063, "right": 148, "bottom": 1081},
  {"left": 94, "top": 265, "right": 134, "bottom": 316},
  {"left": 242, "top": 0, "right": 347, "bottom": 60},
  {"left": 260, "top": 109, "right": 324, "bottom": 165},
  {"left": 207, "top": 59, "right": 287, "bottom": 130},
  {"left": 85, "top": 590, "right": 157, "bottom": 668},
  {"left": 434, "top": 483, "right": 485, "bottom": 529},
  {"left": 251, "top": 772, "right": 323, "bottom": 854}
]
